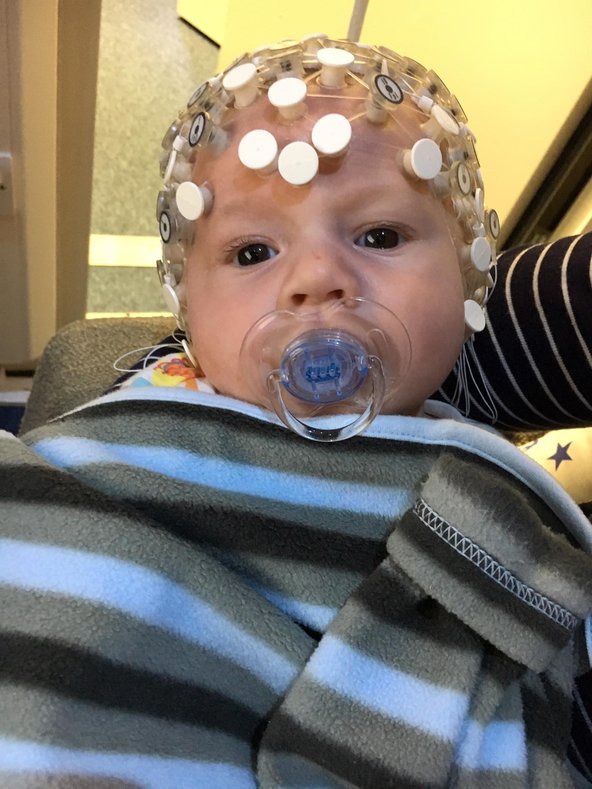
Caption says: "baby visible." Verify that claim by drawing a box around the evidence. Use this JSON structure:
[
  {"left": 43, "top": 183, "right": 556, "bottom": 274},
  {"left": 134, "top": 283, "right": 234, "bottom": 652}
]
[
  {"left": 152, "top": 36, "right": 497, "bottom": 440},
  {"left": 1, "top": 34, "right": 592, "bottom": 789}
]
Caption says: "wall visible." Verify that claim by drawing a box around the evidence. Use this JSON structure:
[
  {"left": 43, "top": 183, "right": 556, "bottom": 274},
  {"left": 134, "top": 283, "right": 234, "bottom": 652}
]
[
  {"left": 0, "top": 0, "right": 100, "bottom": 366},
  {"left": 0, "top": 0, "right": 58, "bottom": 365},
  {"left": 213, "top": 0, "right": 592, "bottom": 241}
]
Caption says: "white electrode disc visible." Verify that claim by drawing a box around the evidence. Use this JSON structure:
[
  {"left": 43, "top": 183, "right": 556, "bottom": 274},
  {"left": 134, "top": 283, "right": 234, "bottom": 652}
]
[
  {"left": 268, "top": 77, "right": 307, "bottom": 109},
  {"left": 222, "top": 62, "right": 257, "bottom": 92},
  {"left": 317, "top": 47, "right": 355, "bottom": 88},
  {"left": 278, "top": 141, "right": 319, "bottom": 185},
  {"left": 408, "top": 138, "right": 442, "bottom": 180},
  {"left": 470, "top": 236, "right": 491, "bottom": 272},
  {"left": 176, "top": 181, "right": 206, "bottom": 221},
  {"left": 431, "top": 103, "right": 460, "bottom": 136},
  {"left": 464, "top": 299, "right": 486, "bottom": 333},
  {"left": 222, "top": 62, "right": 259, "bottom": 107},
  {"left": 238, "top": 129, "right": 278, "bottom": 171},
  {"left": 311, "top": 113, "right": 352, "bottom": 156},
  {"left": 317, "top": 47, "right": 355, "bottom": 69}
]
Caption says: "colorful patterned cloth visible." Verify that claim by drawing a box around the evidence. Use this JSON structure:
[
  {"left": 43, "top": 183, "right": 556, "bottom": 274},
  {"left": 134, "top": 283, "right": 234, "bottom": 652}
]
[{"left": 119, "top": 351, "right": 212, "bottom": 393}]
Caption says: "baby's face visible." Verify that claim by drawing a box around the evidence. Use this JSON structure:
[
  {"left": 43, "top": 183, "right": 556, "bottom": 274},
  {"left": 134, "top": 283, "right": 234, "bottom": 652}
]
[{"left": 185, "top": 97, "right": 466, "bottom": 416}]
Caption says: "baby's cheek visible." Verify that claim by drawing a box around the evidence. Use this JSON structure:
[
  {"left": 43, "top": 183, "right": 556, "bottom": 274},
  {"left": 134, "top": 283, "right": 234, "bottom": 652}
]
[{"left": 192, "top": 323, "right": 241, "bottom": 388}]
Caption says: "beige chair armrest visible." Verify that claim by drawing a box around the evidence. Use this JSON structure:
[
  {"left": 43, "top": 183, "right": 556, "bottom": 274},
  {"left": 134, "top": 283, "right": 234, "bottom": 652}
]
[{"left": 20, "top": 317, "right": 175, "bottom": 434}]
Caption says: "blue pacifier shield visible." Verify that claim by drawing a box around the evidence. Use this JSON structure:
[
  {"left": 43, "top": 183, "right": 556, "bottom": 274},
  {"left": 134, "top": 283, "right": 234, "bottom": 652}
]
[{"left": 280, "top": 330, "right": 369, "bottom": 404}]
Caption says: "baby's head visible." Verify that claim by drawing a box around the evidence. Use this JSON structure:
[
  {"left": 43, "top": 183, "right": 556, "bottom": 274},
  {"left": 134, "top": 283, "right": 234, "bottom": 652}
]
[{"left": 156, "top": 36, "right": 499, "bottom": 439}]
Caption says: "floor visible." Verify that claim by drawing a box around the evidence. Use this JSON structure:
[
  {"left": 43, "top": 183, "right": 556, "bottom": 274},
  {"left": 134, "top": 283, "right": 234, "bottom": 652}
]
[{"left": 87, "top": 0, "right": 218, "bottom": 315}]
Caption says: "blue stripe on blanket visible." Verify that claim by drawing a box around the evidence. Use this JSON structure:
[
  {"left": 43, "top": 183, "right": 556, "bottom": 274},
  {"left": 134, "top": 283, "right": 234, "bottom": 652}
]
[
  {"left": 248, "top": 582, "right": 337, "bottom": 631},
  {"left": 306, "top": 634, "right": 469, "bottom": 740},
  {"left": 31, "top": 437, "right": 412, "bottom": 519},
  {"left": 84, "top": 387, "right": 592, "bottom": 554},
  {"left": 0, "top": 739, "right": 255, "bottom": 789},
  {"left": 456, "top": 719, "right": 527, "bottom": 771},
  {"left": 0, "top": 539, "right": 298, "bottom": 692}
]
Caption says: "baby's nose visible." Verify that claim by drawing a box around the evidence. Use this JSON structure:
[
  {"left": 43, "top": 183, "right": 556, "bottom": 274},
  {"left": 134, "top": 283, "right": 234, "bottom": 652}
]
[{"left": 277, "top": 249, "right": 361, "bottom": 311}]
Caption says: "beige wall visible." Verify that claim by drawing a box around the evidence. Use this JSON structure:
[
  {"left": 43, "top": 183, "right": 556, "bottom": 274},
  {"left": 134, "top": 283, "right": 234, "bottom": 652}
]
[
  {"left": 212, "top": 0, "right": 592, "bottom": 242},
  {"left": 177, "top": 0, "right": 229, "bottom": 45},
  {"left": 0, "top": 0, "right": 100, "bottom": 366},
  {"left": 0, "top": 0, "right": 58, "bottom": 365}
]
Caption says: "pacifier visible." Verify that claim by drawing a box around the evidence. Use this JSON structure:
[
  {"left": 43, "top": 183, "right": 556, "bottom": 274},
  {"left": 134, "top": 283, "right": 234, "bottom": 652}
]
[{"left": 240, "top": 297, "right": 412, "bottom": 442}]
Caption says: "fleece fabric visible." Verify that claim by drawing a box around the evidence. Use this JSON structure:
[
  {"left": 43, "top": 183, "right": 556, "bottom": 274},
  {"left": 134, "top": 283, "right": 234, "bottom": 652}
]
[{"left": 1, "top": 386, "right": 592, "bottom": 788}]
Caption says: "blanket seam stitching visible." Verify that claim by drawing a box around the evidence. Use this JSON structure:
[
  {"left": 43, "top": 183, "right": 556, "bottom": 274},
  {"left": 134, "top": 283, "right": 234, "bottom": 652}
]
[{"left": 413, "top": 498, "right": 578, "bottom": 632}]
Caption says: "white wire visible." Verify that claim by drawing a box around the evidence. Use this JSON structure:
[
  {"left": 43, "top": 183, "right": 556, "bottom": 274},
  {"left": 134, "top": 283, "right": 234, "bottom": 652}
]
[
  {"left": 465, "top": 339, "right": 498, "bottom": 422},
  {"left": 347, "top": 0, "right": 370, "bottom": 41},
  {"left": 450, "top": 339, "right": 498, "bottom": 423},
  {"left": 112, "top": 329, "right": 185, "bottom": 374}
]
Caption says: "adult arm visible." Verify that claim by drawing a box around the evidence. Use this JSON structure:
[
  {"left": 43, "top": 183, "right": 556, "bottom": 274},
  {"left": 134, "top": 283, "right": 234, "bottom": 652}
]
[{"left": 437, "top": 233, "right": 592, "bottom": 430}]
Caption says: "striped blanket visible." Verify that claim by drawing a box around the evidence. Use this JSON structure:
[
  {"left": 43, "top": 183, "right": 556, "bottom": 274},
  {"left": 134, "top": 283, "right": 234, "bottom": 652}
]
[{"left": 1, "top": 386, "right": 592, "bottom": 788}]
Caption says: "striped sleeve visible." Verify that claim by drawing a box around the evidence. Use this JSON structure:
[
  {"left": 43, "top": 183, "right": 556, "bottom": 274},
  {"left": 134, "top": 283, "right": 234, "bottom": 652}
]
[{"left": 437, "top": 233, "right": 592, "bottom": 430}]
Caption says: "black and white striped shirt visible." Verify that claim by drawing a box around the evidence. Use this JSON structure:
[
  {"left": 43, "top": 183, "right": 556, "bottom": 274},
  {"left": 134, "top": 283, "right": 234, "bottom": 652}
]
[{"left": 438, "top": 232, "right": 592, "bottom": 431}]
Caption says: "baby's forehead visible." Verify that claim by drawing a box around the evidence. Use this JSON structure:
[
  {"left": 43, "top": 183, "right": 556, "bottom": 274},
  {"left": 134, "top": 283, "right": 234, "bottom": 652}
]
[
  {"left": 194, "top": 111, "right": 443, "bottom": 237},
  {"left": 190, "top": 85, "right": 451, "bottom": 248},
  {"left": 195, "top": 83, "right": 424, "bottom": 185}
]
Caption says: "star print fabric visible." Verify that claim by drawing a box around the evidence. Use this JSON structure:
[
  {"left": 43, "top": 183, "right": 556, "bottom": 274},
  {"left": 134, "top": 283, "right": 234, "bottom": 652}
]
[{"left": 520, "top": 427, "right": 592, "bottom": 506}]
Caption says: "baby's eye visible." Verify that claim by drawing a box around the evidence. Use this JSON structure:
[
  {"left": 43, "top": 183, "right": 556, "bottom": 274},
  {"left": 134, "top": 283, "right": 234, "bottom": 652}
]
[
  {"left": 355, "top": 227, "right": 401, "bottom": 250},
  {"left": 236, "top": 243, "right": 277, "bottom": 266}
]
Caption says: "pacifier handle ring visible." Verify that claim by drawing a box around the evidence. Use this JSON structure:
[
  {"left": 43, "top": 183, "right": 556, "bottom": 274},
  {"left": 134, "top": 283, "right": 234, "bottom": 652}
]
[{"left": 268, "top": 356, "right": 385, "bottom": 442}]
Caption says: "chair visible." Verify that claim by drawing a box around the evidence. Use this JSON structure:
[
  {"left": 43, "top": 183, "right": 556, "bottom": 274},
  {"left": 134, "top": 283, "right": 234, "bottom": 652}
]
[{"left": 20, "top": 317, "right": 175, "bottom": 434}]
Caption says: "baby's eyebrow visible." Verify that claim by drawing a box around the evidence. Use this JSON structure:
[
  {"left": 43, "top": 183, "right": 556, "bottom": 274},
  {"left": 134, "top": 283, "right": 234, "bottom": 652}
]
[
  {"left": 205, "top": 169, "right": 432, "bottom": 230},
  {"left": 209, "top": 199, "right": 258, "bottom": 220}
]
